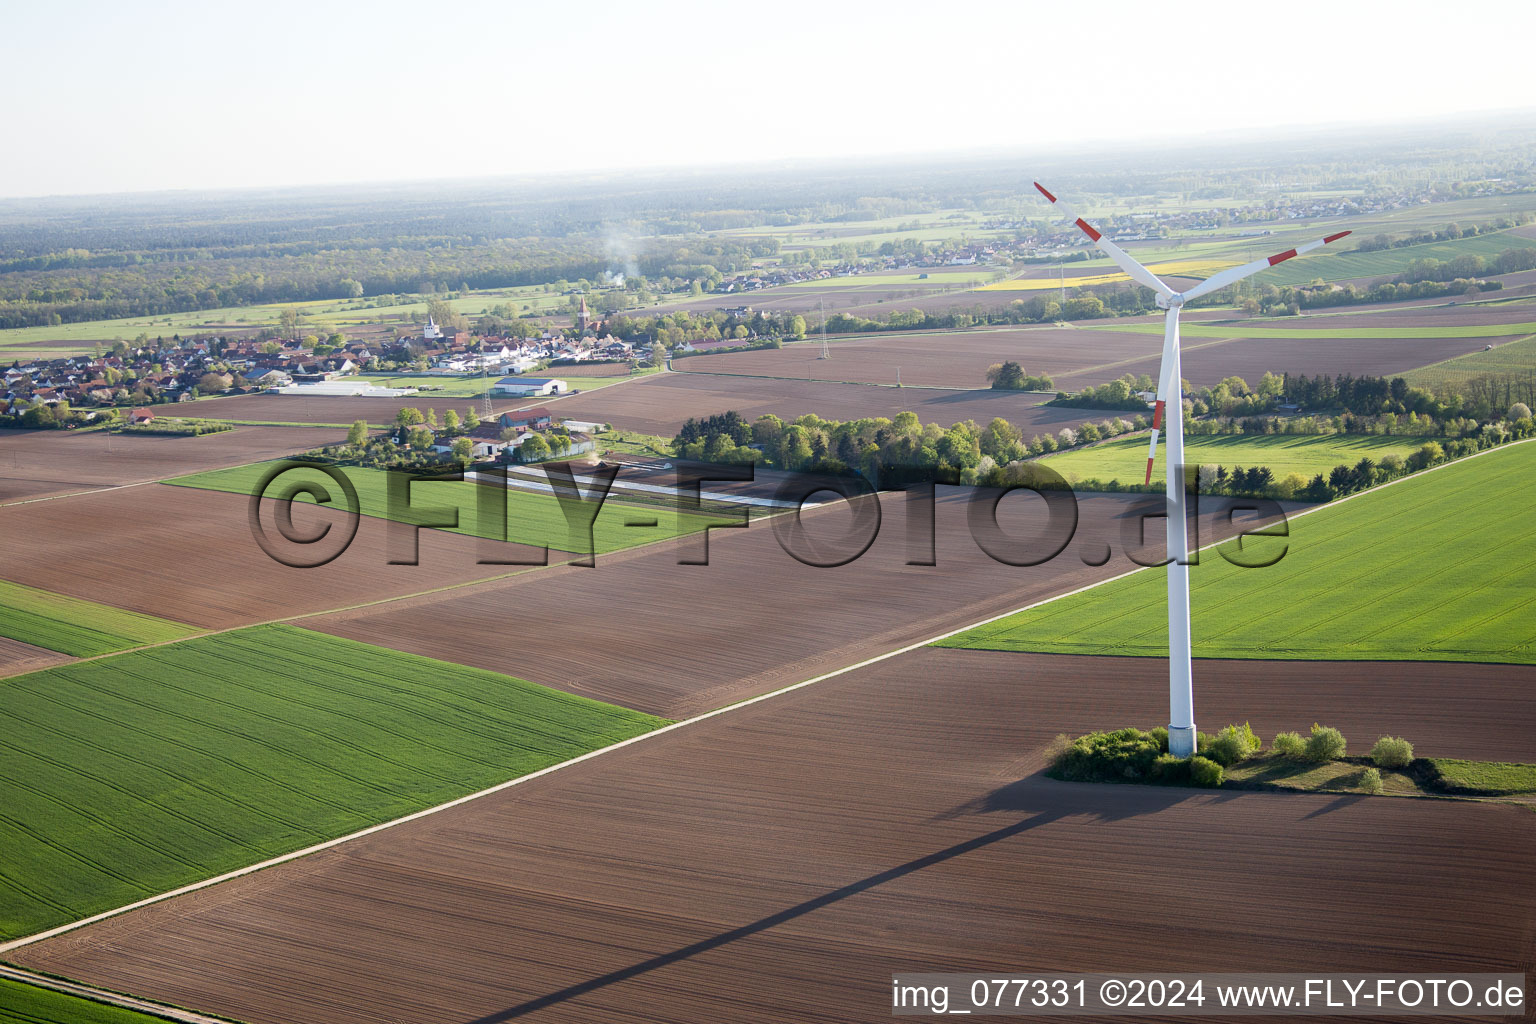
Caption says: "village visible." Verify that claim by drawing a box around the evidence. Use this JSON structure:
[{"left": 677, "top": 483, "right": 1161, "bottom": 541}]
[
  {"left": 5, "top": 296, "right": 641, "bottom": 410},
  {"left": 0, "top": 300, "right": 642, "bottom": 464}
]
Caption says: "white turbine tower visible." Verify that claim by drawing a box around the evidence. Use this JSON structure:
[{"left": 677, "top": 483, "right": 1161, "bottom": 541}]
[{"left": 1034, "top": 182, "right": 1350, "bottom": 757}]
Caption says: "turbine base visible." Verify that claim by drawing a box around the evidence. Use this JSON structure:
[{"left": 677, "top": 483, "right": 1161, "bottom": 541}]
[{"left": 1168, "top": 724, "right": 1197, "bottom": 759}]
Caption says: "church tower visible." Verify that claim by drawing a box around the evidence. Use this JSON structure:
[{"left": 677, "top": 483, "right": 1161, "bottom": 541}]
[{"left": 575, "top": 296, "right": 590, "bottom": 335}]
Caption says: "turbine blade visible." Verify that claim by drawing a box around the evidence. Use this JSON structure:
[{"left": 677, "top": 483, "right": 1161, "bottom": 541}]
[
  {"left": 1180, "top": 230, "right": 1352, "bottom": 303},
  {"left": 1145, "top": 427, "right": 1160, "bottom": 485},
  {"left": 1033, "top": 182, "right": 1175, "bottom": 299}
]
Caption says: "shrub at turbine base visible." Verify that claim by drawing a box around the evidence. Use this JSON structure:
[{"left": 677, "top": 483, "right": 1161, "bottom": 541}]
[
  {"left": 1370, "top": 736, "right": 1414, "bottom": 768},
  {"left": 1359, "top": 767, "right": 1384, "bottom": 794},
  {"left": 1304, "top": 723, "right": 1347, "bottom": 763}
]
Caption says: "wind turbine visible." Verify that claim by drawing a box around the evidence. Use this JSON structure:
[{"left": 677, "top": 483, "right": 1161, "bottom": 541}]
[{"left": 1033, "top": 182, "right": 1350, "bottom": 757}]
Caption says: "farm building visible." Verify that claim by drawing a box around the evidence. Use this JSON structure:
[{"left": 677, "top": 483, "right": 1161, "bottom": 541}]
[
  {"left": 128, "top": 408, "right": 155, "bottom": 424},
  {"left": 241, "top": 367, "right": 292, "bottom": 387},
  {"left": 497, "top": 408, "right": 553, "bottom": 432},
  {"left": 430, "top": 425, "right": 594, "bottom": 462},
  {"left": 430, "top": 424, "right": 513, "bottom": 460},
  {"left": 491, "top": 376, "right": 568, "bottom": 397}
]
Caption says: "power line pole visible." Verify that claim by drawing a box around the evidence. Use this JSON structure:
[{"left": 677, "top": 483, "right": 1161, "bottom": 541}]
[{"left": 819, "top": 299, "right": 829, "bottom": 360}]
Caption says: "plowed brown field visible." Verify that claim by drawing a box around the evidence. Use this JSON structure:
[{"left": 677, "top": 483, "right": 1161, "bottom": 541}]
[
  {"left": 0, "top": 425, "right": 347, "bottom": 503},
  {"left": 1202, "top": 300, "right": 1536, "bottom": 331},
  {"left": 0, "top": 635, "right": 70, "bottom": 676},
  {"left": 310, "top": 488, "right": 1300, "bottom": 717},
  {"left": 184, "top": 390, "right": 521, "bottom": 426},
  {"left": 536, "top": 372, "right": 1095, "bottom": 437},
  {"left": 674, "top": 327, "right": 1159, "bottom": 389},
  {"left": 675, "top": 329, "right": 1497, "bottom": 396},
  {"left": 1053, "top": 333, "right": 1498, "bottom": 391},
  {"left": 15, "top": 649, "right": 1534, "bottom": 1024},
  {"left": 0, "top": 484, "right": 554, "bottom": 634}
]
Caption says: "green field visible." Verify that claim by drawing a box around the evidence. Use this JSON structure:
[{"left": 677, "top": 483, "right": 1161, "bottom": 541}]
[
  {"left": 1255, "top": 229, "right": 1536, "bottom": 288},
  {"left": 0, "top": 580, "right": 196, "bottom": 657},
  {"left": 350, "top": 369, "right": 649, "bottom": 398},
  {"left": 0, "top": 283, "right": 681, "bottom": 354},
  {"left": 0, "top": 979, "right": 179, "bottom": 1024},
  {"left": 166, "top": 460, "right": 727, "bottom": 554},
  {"left": 1428, "top": 758, "right": 1536, "bottom": 794},
  {"left": 596, "top": 430, "right": 675, "bottom": 458},
  {"left": 937, "top": 440, "right": 1536, "bottom": 663},
  {"left": 1402, "top": 332, "right": 1536, "bottom": 391},
  {"left": 1042, "top": 433, "right": 1435, "bottom": 483},
  {"left": 0, "top": 624, "right": 666, "bottom": 941}
]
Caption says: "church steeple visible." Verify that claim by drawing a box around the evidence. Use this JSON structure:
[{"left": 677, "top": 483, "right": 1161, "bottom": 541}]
[{"left": 575, "top": 296, "right": 590, "bottom": 334}]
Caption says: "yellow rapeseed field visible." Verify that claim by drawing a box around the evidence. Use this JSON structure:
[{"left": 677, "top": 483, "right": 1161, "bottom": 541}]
[{"left": 981, "top": 258, "right": 1238, "bottom": 291}]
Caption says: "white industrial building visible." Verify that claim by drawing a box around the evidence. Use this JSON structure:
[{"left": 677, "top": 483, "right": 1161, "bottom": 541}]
[
  {"left": 274, "top": 380, "right": 419, "bottom": 398},
  {"left": 490, "top": 376, "right": 568, "bottom": 397}
]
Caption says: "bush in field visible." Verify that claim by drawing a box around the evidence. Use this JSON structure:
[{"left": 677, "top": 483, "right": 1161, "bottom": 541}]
[
  {"left": 1189, "top": 756, "right": 1224, "bottom": 787},
  {"left": 1149, "top": 753, "right": 1186, "bottom": 782},
  {"left": 1305, "top": 723, "right": 1347, "bottom": 762},
  {"left": 1047, "top": 727, "right": 1164, "bottom": 782},
  {"left": 1148, "top": 726, "right": 1169, "bottom": 752},
  {"left": 1359, "top": 767, "right": 1384, "bottom": 795},
  {"left": 1202, "top": 722, "right": 1262, "bottom": 767},
  {"left": 1272, "top": 731, "right": 1306, "bottom": 758},
  {"left": 1370, "top": 736, "right": 1414, "bottom": 768}
]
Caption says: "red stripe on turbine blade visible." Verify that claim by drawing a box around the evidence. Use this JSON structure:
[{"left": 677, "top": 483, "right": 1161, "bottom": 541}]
[
  {"left": 1033, "top": 182, "right": 1057, "bottom": 202},
  {"left": 1075, "top": 218, "right": 1102, "bottom": 242},
  {"left": 1145, "top": 456, "right": 1155, "bottom": 486},
  {"left": 1323, "top": 231, "right": 1351, "bottom": 244},
  {"left": 1153, "top": 400, "right": 1165, "bottom": 431},
  {"left": 1267, "top": 248, "right": 1299, "bottom": 266}
]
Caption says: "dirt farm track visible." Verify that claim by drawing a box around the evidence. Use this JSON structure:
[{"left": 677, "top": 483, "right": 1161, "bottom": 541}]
[{"left": 14, "top": 648, "right": 1535, "bottom": 1024}]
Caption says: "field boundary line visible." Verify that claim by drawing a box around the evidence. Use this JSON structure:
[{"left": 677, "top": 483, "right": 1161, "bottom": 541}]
[
  {"left": 0, "top": 964, "right": 229, "bottom": 1024},
  {"left": 0, "top": 549, "right": 1155, "bottom": 957},
  {"left": 1, "top": 436, "right": 1529, "bottom": 962},
  {"left": 0, "top": 471, "right": 793, "bottom": 679},
  {"left": 0, "top": 477, "right": 167, "bottom": 509}
]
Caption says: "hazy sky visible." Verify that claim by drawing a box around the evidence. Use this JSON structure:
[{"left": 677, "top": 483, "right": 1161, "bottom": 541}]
[{"left": 6, "top": 0, "right": 1533, "bottom": 198}]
